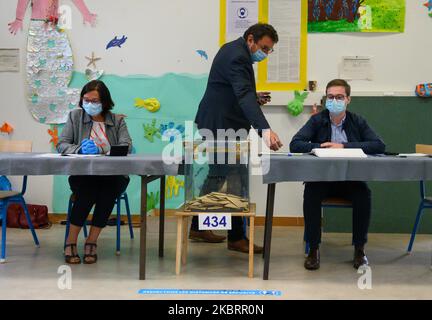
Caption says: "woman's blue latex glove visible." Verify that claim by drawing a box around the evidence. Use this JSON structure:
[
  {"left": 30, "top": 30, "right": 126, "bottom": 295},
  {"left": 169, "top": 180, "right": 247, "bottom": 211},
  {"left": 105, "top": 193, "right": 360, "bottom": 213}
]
[
  {"left": 78, "top": 139, "right": 90, "bottom": 154},
  {"left": 81, "top": 139, "right": 99, "bottom": 155}
]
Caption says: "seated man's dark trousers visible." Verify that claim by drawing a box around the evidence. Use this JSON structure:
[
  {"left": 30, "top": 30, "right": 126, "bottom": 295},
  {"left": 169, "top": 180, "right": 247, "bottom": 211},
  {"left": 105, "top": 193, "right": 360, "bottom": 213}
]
[{"left": 303, "top": 181, "right": 371, "bottom": 250}]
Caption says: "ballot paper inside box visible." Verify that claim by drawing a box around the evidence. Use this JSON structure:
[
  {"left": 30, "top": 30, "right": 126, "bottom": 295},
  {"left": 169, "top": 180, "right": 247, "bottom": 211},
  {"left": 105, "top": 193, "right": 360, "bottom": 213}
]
[{"left": 183, "top": 140, "right": 250, "bottom": 213}]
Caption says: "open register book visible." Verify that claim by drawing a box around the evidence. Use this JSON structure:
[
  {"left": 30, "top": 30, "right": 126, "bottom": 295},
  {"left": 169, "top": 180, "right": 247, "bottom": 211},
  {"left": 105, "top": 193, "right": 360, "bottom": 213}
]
[{"left": 311, "top": 148, "right": 367, "bottom": 158}]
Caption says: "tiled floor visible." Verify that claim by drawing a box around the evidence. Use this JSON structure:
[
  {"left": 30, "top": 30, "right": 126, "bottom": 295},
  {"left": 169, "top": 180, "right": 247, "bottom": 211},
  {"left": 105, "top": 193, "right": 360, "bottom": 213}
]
[{"left": 0, "top": 217, "right": 431, "bottom": 300}]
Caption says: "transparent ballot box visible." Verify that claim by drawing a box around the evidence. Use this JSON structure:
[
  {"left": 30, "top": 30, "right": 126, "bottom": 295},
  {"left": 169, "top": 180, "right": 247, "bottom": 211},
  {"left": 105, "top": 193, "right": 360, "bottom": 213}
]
[{"left": 183, "top": 140, "right": 250, "bottom": 213}]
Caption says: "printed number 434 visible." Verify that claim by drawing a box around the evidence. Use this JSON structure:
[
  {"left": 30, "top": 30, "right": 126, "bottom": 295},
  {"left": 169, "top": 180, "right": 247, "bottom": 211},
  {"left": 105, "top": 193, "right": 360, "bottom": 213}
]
[{"left": 203, "top": 215, "right": 227, "bottom": 228}]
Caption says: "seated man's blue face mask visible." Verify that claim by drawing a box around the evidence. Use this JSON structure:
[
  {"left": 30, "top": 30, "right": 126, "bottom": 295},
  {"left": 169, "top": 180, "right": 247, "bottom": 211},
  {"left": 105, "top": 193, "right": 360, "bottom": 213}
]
[{"left": 326, "top": 99, "right": 346, "bottom": 116}]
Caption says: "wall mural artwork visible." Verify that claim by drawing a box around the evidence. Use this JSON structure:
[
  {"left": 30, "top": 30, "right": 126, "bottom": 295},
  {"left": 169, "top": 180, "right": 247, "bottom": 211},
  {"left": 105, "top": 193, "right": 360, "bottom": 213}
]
[
  {"left": 308, "top": 0, "right": 405, "bottom": 33},
  {"left": 8, "top": 0, "right": 97, "bottom": 124}
]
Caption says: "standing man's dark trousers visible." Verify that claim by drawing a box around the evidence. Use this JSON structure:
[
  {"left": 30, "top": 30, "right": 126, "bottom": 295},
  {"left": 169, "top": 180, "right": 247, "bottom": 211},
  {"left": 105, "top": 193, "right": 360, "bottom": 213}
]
[
  {"left": 303, "top": 181, "right": 371, "bottom": 249},
  {"left": 191, "top": 164, "right": 248, "bottom": 242}
]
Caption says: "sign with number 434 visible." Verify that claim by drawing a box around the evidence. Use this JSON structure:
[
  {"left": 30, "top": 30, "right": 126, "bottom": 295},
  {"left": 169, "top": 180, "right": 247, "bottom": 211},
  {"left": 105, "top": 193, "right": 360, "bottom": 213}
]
[{"left": 198, "top": 213, "right": 232, "bottom": 230}]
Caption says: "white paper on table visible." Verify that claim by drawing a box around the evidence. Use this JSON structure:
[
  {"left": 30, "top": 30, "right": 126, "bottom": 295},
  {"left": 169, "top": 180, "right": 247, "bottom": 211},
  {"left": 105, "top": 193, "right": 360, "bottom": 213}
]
[
  {"left": 34, "top": 153, "right": 64, "bottom": 158},
  {"left": 311, "top": 148, "right": 367, "bottom": 158},
  {"left": 65, "top": 154, "right": 103, "bottom": 158},
  {"left": 339, "top": 56, "right": 373, "bottom": 81},
  {"left": 267, "top": 0, "right": 302, "bottom": 83},
  {"left": 397, "top": 153, "right": 429, "bottom": 157}
]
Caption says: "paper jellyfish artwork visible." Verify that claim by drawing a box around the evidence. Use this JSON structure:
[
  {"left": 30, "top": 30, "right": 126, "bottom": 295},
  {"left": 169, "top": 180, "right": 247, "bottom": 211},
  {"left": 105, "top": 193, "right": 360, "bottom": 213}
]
[
  {"left": 143, "top": 119, "right": 161, "bottom": 142},
  {"left": 8, "top": 0, "right": 97, "bottom": 124}
]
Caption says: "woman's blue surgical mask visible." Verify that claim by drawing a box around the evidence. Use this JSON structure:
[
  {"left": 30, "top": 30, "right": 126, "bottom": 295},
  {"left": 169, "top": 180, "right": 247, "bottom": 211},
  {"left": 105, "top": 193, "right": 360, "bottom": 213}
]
[
  {"left": 326, "top": 98, "right": 346, "bottom": 115},
  {"left": 251, "top": 49, "right": 268, "bottom": 63},
  {"left": 82, "top": 101, "right": 102, "bottom": 116}
]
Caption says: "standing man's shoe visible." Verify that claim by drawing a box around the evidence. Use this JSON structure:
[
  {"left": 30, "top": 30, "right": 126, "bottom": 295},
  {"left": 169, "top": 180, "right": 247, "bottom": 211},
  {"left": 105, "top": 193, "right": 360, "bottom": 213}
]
[
  {"left": 353, "top": 247, "right": 369, "bottom": 269},
  {"left": 304, "top": 248, "right": 320, "bottom": 270},
  {"left": 189, "top": 230, "right": 226, "bottom": 243},
  {"left": 228, "top": 239, "right": 263, "bottom": 254}
]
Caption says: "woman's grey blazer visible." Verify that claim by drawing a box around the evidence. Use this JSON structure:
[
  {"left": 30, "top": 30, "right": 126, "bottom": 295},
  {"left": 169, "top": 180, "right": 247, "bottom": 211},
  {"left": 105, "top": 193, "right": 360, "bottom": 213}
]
[{"left": 57, "top": 109, "right": 133, "bottom": 154}]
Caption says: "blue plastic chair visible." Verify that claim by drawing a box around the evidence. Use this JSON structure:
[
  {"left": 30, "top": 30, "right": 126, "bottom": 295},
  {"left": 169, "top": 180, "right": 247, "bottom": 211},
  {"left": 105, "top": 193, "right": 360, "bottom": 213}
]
[
  {"left": 304, "top": 197, "right": 352, "bottom": 255},
  {"left": 0, "top": 176, "right": 40, "bottom": 263},
  {"left": 407, "top": 181, "right": 432, "bottom": 253},
  {"left": 64, "top": 192, "right": 134, "bottom": 255}
]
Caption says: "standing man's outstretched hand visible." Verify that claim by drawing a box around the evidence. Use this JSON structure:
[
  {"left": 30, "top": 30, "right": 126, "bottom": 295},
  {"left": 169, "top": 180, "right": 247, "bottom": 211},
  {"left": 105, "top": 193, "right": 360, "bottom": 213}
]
[
  {"left": 257, "top": 92, "right": 272, "bottom": 105},
  {"left": 263, "top": 129, "right": 283, "bottom": 151}
]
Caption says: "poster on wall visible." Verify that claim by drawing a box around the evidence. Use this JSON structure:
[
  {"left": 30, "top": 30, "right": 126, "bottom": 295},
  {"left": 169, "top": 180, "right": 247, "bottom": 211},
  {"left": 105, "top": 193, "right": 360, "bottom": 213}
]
[
  {"left": 266, "top": 0, "right": 302, "bottom": 84},
  {"left": 308, "top": 0, "right": 406, "bottom": 33},
  {"left": 0, "top": 49, "right": 20, "bottom": 72},
  {"left": 222, "top": 0, "right": 259, "bottom": 43},
  {"left": 220, "top": 0, "right": 308, "bottom": 91}
]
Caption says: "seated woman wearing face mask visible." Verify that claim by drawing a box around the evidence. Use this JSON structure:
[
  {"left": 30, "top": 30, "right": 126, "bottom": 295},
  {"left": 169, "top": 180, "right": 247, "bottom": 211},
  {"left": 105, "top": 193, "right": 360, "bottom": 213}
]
[{"left": 57, "top": 80, "right": 132, "bottom": 265}]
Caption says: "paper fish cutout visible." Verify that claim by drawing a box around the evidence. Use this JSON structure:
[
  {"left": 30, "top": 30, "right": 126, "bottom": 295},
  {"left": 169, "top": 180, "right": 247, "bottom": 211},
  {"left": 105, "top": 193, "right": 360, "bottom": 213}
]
[
  {"left": 287, "top": 91, "right": 309, "bottom": 116},
  {"left": 196, "top": 50, "right": 208, "bottom": 60},
  {"left": 134, "top": 98, "right": 161, "bottom": 112},
  {"left": 106, "top": 35, "right": 128, "bottom": 50},
  {"left": 48, "top": 126, "right": 59, "bottom": 147},
  {"left": 85, "top": 68, "right": 104, "bottom": 81},
  {"left": 0, "top": 122, "right": 14, "bottom": 135}
]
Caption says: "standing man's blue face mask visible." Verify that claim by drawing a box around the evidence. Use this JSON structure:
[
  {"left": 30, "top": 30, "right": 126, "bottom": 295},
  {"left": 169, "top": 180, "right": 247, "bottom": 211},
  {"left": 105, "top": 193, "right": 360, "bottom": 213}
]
[
  {"left": 247, "top": 36, "right": 272, "bottom": 63},
  {"left": 251, "top": 49, "right": 268, "bottom": 63}
]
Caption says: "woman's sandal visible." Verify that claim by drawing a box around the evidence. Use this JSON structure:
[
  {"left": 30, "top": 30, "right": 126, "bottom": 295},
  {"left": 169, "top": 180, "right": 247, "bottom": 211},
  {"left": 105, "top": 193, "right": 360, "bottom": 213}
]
[
  {"left": 64, "top": 244, "right": 81, "bottom": 264},
  {"left": 83, "top": 243, "right": 98, "bottom": 264}
]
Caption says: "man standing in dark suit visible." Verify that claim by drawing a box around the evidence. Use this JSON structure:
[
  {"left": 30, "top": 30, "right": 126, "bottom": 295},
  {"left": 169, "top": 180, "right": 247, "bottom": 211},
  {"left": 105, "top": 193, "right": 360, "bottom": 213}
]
[{"left": 190, "top": 23, "right": 283, "bottom": 253}]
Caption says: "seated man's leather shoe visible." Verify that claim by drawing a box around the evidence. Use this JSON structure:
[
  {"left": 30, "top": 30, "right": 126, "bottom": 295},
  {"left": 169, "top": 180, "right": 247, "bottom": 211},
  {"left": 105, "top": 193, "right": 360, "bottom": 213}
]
[
  {"left": 304, "top": 248, "right": 320, "bottom": 270},
  {"left": 189, "top": 230, "right": 226, "bottom": 243},
  {"left": 228, "top": 239, "right": 263, "bottom": 254},
  {"left": 353, "top": 248, "right": 369, "bottom": 269}
]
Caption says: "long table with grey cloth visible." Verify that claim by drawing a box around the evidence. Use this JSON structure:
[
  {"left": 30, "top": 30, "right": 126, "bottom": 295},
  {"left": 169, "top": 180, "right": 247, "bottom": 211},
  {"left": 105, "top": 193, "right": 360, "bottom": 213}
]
[
  {"left": 0, "top": 153, "right": 179, "bottom": 280},
  {"left": 261, "top": 154, "right": 432, "bottom": 280}
]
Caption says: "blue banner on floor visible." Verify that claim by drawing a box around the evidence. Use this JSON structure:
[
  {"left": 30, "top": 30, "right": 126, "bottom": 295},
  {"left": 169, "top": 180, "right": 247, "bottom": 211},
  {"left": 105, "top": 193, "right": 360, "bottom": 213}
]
[{"left": 138, "top": 289, "right": 282, "bottom": 296}]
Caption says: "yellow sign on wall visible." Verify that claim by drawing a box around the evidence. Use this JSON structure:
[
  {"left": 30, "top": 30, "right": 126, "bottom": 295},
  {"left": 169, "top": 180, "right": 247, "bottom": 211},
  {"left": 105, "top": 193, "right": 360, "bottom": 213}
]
[{"left": 220, "top": 0, "right": 308, "bottom": 91}]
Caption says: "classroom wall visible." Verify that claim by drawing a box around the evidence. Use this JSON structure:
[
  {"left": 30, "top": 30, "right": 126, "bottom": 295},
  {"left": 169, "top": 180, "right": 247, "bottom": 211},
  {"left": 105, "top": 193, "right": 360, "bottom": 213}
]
[{"left": 1, "top": 1, "right": 431, "bottom": 219}]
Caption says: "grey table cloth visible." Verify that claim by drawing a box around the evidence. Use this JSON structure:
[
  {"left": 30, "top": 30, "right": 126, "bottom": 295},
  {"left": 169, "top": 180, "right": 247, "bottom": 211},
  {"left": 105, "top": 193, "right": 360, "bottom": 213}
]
[
  {"left": 0, "top": 153, "right": 179, "bottom": 176},
  {"left": 262, "top": 155, "right": 432, "bottom": 184}
]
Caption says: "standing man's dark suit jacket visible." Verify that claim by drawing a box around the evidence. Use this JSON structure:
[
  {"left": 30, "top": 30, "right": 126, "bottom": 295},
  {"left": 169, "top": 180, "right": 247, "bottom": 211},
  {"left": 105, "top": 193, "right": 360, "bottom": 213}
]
[{"left": 195, "top": 37, "right": 270, "bottom": 133}]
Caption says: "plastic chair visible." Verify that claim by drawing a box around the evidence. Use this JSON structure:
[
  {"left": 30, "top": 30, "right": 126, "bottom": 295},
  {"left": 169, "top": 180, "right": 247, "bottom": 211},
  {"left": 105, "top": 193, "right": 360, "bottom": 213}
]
[
  {"left": 304, "top": 198, "right": 352, "bottom": 255},
  {"left": 0, "top": 140, "right": 40, "bottom": 263},
  {"left": 64, "top": 192, "right": 134, "bottom": 255},
  {"left": 407, "top": 181, "right": 432, "bottom": 253},
  {"left": 407, "top": 144, "right": 432, "bottom": 253}
]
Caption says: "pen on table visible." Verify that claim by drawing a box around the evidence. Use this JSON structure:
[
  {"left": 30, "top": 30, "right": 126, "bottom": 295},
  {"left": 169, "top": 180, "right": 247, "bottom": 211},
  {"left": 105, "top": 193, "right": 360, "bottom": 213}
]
[
  {"left": 287, "top": 153, "right": 303, "bottom": 156},
  {"left": 258, "top": 152, "right": 304, "bottom": 157}
]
